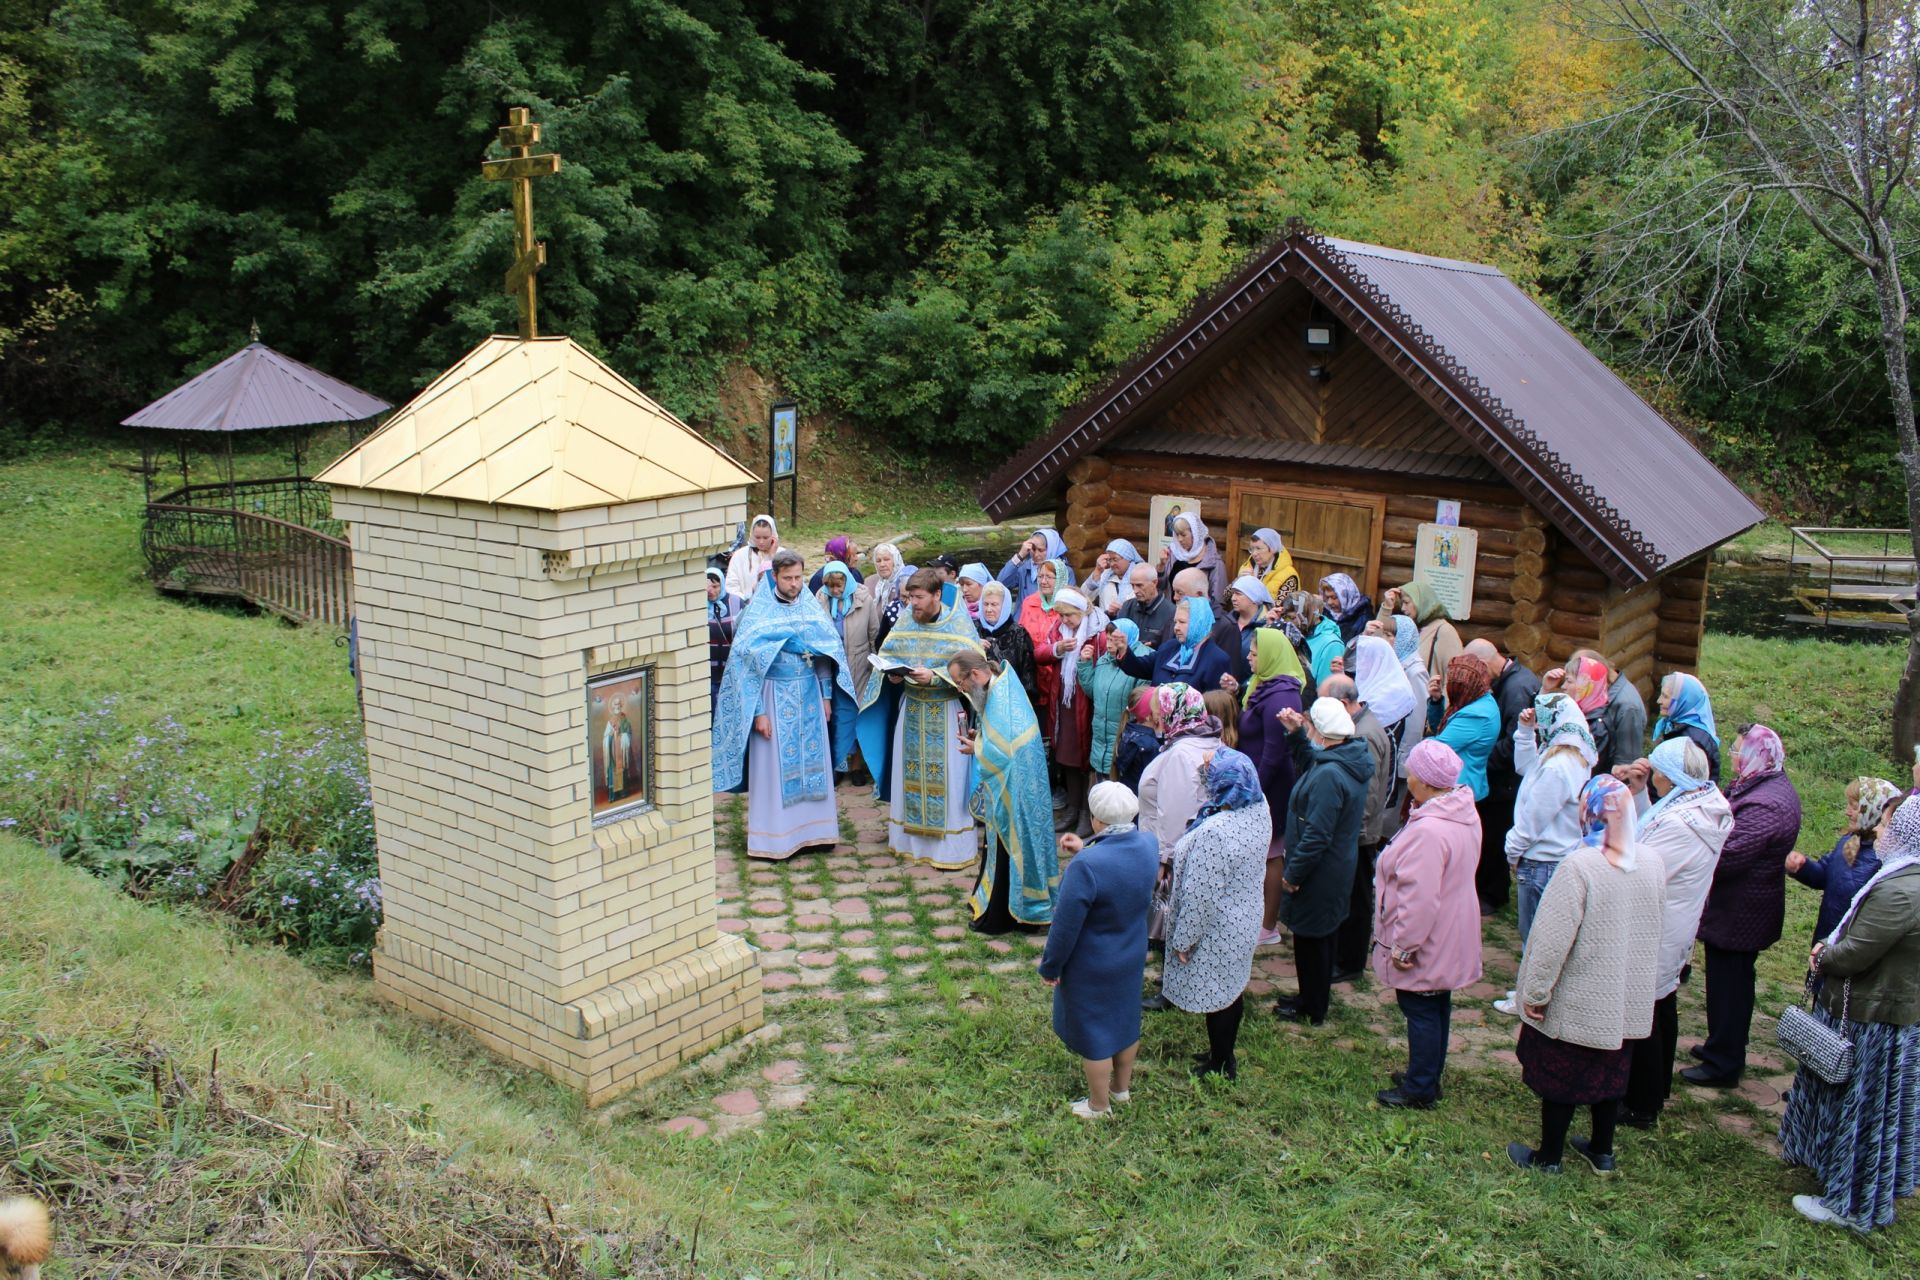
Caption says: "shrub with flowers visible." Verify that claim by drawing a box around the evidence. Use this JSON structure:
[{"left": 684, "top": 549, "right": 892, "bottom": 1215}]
[{"left": 0, "top": 702, "right": 382, "bottom": 970}]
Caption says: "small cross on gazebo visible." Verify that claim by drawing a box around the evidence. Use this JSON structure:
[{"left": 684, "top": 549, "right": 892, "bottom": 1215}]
[{"left": 481, "top": 106, "right": 562, "bottom": 340}]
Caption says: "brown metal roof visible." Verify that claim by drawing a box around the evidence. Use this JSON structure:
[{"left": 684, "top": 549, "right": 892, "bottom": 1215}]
[
  {"left": 1118, "top": 430, "right": 1501, "bottom": 483},
  {"left": 122, "top": 342, "right": 390, "bottom": 433},
  {"left": 977, "top": 225, "right": 1764, "bottom": 586}
]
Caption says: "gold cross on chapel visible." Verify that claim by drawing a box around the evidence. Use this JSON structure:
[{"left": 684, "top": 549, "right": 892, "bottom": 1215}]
[{"left": 481, "top": 106, "right": 562, "bottom": 339}]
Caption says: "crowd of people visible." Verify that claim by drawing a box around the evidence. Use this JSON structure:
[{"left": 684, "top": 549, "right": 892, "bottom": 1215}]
[{"left": 706, "top": 515, "right": 1919, "bottom": 1233}]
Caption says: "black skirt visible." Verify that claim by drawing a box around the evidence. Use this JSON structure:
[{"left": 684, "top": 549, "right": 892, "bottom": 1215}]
[{"left": 1517, "top": 1024, "right": 1631, "bottom": 1105}]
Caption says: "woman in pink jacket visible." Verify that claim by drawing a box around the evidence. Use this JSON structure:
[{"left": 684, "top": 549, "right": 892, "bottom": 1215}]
[{"left": 1372, "top": 739, "right": 1486, "bottom": 1108}]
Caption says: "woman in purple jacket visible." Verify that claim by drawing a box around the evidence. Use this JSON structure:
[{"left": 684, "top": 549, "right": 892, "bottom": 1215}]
[
  {"left": 1684, "top": 724, "right": 1802, "bottom": 1087},
  {"left": 1239, "top": 627, "right": 1306, "bottom": 946}
]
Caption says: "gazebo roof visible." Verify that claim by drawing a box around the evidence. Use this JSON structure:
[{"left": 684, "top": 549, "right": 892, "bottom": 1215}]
[
  {"left": 315, "top": 336, "right": 758, "bottom": 511},
  {"left": 121, "top": 342, "right": 390, "bottom": 432}
]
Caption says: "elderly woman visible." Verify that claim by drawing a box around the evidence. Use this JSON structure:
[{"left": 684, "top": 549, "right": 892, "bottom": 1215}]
[
  {"left": 1156, "top": 511, "right": 1228, "bottom": 604},
  {"left": 1018, "top": 559, "right": 1069, "bottom": 732},
  {"left": 807, "top": 535, "right": 865, "bottom": 593},
  {"left": 868, "top": 543, "right": 915, "bottom": 648},
  {"left": 1226, "top": 575, "right": 1274, "bottom": 664},
  {"left": 1318, "top": 573, "right": 1374, "bottom": 644},
  {"left": 1163, "top": 748, "right": 1271, "bottom": 1079},
  {"left": 1426, "top": 654, "right": 1501, "bottom": 809},
  {"left": 1240, "top": 628, "right": 1306, "bottom": 946},
  {"left": 998, "top": 528, "right": 1074, "bottom": 609},
  {"left": 1615, "top": 737, "right": 1732, "bottom": 1128},
  {"left": 1274, "top": 697, "right": 1375, "bottom": 1026},
  {"left": 1686, "top": 724, "right": 1802, "bottom": 1088},
  {"left": 813, "top": 561, "right": 870, "bottom": 779},
  {"left": 1509, "top": 775, "right": 1666, "bottom": 1175},
  {"left": 975, "top": 581, "right": 1038, "bottom": 710},
  {"left": 1084, "top": 539, "right": 1144, "bottom": 615},
  {"left": 1037, "top": 586, "right": 1106, "bottom": 833},
  {"left": 1779, "top": 796, "right": 1920, "bottom": 1230},
  {"left": 1652, "top": 672, "right": 1721, "bottom": 783},
  {"left": 1039, "top": 782, "right": 1161, "bottom": 1117},
  {"left": 1138, "top": 683, "right": 1226, "bottom": 1011},
  {"left": 1373, "top": 740, "right": 1485, "bottom": 1108},
  {"left": 1240, "top": 527, "right": 1301, "bottom": 601}
]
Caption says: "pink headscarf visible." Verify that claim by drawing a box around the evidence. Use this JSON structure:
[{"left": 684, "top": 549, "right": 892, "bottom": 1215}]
[
  {"left": 1567, "top": 656, "right": 1611, "bottom": 714},
  {"left": 1733, "top": 723, "right": 1785, "bottom": 785},
  {"left": 1407, "top": 739, "right": 1463, "bottom": 790}
]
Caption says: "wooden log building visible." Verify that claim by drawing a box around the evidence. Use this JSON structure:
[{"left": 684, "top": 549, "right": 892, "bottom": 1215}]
[{"left": 976, "top": 225, "right": 1765, "bottom": 694}]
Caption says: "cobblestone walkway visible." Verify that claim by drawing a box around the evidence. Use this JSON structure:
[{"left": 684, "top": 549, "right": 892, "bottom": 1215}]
[{"left": 654, "top": 782, "right": 1792, "bottom": 1148}]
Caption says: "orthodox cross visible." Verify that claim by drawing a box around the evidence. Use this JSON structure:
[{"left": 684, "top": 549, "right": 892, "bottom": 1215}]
[{"left": 481, "top": 106, "right": 562, "bottom": 339}]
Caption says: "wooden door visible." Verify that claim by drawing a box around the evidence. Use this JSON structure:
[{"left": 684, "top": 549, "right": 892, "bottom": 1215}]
[{"left": 1226, "top": 483, "right": 1385, "bottom": 599}]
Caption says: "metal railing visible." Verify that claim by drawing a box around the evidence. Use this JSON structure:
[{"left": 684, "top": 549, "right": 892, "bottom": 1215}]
[
  {"left": 142, "top": 479, "right": 352, "bottom": 626},
  {"left": 1786, "top": 526, "right": 1915, "bottom": 627}
]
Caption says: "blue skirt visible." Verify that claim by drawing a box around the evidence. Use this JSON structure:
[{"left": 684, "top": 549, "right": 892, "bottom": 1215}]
[{"left": 1778, "top": 1011, "right": 1920, "bottom": 1231}]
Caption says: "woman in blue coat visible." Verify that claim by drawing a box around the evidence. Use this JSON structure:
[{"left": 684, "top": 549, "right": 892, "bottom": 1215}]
[
  {"left": 1116, "top": 597, "right": 1233, "bottom": 692},
  {"left": 1038, "top": 782, "right": 1160, "bottom": 1118}
]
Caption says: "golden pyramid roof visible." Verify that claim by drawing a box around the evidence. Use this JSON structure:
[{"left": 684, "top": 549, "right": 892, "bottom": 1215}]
[{"left": 316, "top": 336, "right": 758, "bottom": 510}]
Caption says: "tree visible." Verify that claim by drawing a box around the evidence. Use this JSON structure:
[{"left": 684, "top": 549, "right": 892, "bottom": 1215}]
[{"left": 1545, "top": 0, "right": 1920, "bottom": 752}]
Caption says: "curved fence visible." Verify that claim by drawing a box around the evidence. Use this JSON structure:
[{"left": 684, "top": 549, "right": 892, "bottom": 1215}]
[{"left": 142, "top": 478, "right": 352, "bottom": 626}]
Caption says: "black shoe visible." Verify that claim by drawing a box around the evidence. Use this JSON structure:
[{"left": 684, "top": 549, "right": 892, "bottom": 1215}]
[
  {"left": 1679, "top": 1064, "right": 1740, "bottom": 1088},
  {"left": 1191, "top": 1051, "right": 1214, "bottom": 1067},
  {"left": 1272, "top": 996, "right": 1301, "bottom": 1014},
  {"left": 1195, "top": 1056, "right": 1237, "bottom": 1081},
  {"left": 1272, "top": 1006, "right": 1324, "bottom": 1026},
  {"left": 834, "top": 770, "right": 849, "bottom": 786},
  {"left": 1507, "top": 1142, "right": 1561, "bottom": 1174},
  {"left": 1687, "top": 1044, "right": 1708, "bottom": 1062},
  {"left": 1329, "top": 968, "right": 1364, "bottom": 986},
  {"left": 1142, "top": 993, "right": 1173, "bottom": 1012},
  {"left": 1391, "top": 1071, "right": 1444, "bottom": 1101},
  {"left": 1569, "top": 1136, "right": 1617, "bottom": 1175},
  {"left": 848, "top": 765, "right": 872, "bottom": 788},
  {"left": 1618, "top": 1108, "right": 1658, "bottom": 1131},
  {"left": 1376, "top": 1086, "right": 1436, "bottom": 1110}
]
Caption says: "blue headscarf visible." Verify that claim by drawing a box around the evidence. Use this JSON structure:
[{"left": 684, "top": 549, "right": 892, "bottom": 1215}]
[
  {"left": 1191, "top": 746, "right": 1264, "bottom": 828},
  {"left": 1105, "top": 538, "right": 1143, "bottom": 565},
  {"left": 1391, "top": 614, "right": 1419, "bottom": 665},
  {"left": 1579, "top": 774, "right": 1637, "bottom": 869},
  {"left": 958, "top": 562, "right": 993, "bottom": 589},
  {"left": 817, "top": 561, "right": 853, "bottom": 622},
  {"left": 1167, "top": 596, "right": 1215, "bottom": 672},
  {"left": 1110, "top": 617, "right": 1145, "bottom": 652},
  {"left": 1654, "top": 672, "right": 1719, "bottom": 745},
  {"left": 1636, "top": 735, "right": 1711, "bottom": 833}
]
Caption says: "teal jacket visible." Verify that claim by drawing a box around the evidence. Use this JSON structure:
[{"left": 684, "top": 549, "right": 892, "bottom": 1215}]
[
  {"left": 1431, "top": 692, "right": 1501, "bottom": 800},
  {"left": 1077, "top": 652, "right": 1147, "bottom": 776}
]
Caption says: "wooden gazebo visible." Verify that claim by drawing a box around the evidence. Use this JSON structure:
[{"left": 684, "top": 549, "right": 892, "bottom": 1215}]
[
  {"left": 122, "top": 339, "right": 389, "bottom": 625},
  {"left": 977, "top": 225, "right": 1764, "bottom": 691}
]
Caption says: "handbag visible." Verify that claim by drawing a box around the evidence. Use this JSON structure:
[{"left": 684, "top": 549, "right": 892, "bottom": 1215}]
[
  {"left": 1775, "top": 973, "right": 1854, "bottom": 1086},
  {"left": 1146, "top": 876, "right": 1173, "bottom": 944}
]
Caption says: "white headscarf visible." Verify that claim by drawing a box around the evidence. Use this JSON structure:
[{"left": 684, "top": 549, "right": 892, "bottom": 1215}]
[
  {"left": 1169, "top": 511, "right": 1209, "bottom": 564},
  {"left": 1088, "top": 781, "right": 1140, "bottom": 829},
  {"left": 1353, "top": 635, "right": 1417, "bottom": 728},
  {"left": 869, "top": 542, "right": 905, "bottom": 609},
  {"left": 1052, "top": 590, "right": 1106, "bottom": 707},
  {"left": 1310, "top": 696, "right": 1354, "bottom": 739}
]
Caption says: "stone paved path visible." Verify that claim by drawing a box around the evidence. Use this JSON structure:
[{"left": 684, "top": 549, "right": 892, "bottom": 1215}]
[{"left": 657, "top": 782, "right": 1791, "bottom": 1149}]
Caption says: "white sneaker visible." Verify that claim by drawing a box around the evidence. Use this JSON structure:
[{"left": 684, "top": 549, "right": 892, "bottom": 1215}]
[
  {"left": 1069, "top": 1098, "right": 1111, "bottom": 1119},
  {"left": 1493, "top": 993, "right": 1519, "bottom": 1017},
  {"left": 1792, "top": 1194, "right": 1844, "bottom": 1227},
  {"left": 1109, "top": 1090, "right": 1131, "bottom": 1104}
]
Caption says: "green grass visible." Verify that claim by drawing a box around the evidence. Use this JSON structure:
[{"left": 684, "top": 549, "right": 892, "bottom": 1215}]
[{"left": 4, "top": 441, "right": 1919, "bottom": 1276}]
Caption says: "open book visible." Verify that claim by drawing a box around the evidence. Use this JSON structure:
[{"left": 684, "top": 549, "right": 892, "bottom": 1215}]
[{"left": 869, "top": 654, "right": 959, "bottom": 689}]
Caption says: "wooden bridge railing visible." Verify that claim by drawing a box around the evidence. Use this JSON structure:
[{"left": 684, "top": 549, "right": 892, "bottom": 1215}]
[{"left": 142, "top": 478, "right": 353, "bottom": 626}]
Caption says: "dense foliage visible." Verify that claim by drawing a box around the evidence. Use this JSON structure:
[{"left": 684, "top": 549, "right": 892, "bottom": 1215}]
[{"left": 0, "top": 0, "right": 1909, "bottom": 515}]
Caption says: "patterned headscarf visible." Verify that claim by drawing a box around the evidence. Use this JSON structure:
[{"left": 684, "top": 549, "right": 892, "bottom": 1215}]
[
  {"left": 1579, "top": 774, "right": 1638, "bottom": 870},
  {"left": 1320, "top": 572, "right": 1365, "bottom": 619},
  {"left": 1654, "top": 672, "right": 1719, "bottom": 744},
  {"left": 1039, "top": 557, "right": 1068, "bottom": 610},
  {"left": 1566, "top": 656, "right": 1611, "bottom": 714},
  {"left": 1443, "top": 654, "right": 1492, "bottom": 723},
  {"left": 1854, "top": 776, "right": 1903, "bottom": 838},
  {"left": 1168, "top": 512, "right": 1209, "bottom": 564},
  {"left": 1827, "top": 795, "right": 1920, "bottom": 944},
  {"left": 1167, "top": 596, "right": 1216, "bottom": 672},
  {"left": 1191, "top": 746, "right": 1264, "bottom": 828},
  {"left": 1154, "top": 683, "right": 1221, "bottom": 742},
  {"left": 1533, "top": 692, "right": 1597, "bottom": 769},
  {"left": 1732, "top": 723, "right": 1784, "bottom": 786},
  {"left": 1391, "top": 614, "right": 1420, "bottom": 665}
]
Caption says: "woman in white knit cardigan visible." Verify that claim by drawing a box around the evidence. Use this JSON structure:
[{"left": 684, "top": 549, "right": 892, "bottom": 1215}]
[{"left": 1508, "top": 774, "right": 1667, "bottom": 1175}]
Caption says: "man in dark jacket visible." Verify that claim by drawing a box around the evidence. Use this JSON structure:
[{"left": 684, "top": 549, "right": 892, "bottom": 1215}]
[
  {"left": 1464, "top": 638, "right": 1540, "bottom": 913},
  {"left": 1275, "top": 696, "right": 1376, "bottom": 1026},
  {"left": 1323, "top": 674, "right": 1394, "bottom": 981},
  {"left": 1116, "top": 562, "right": 1175, "bottom": 649}
]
